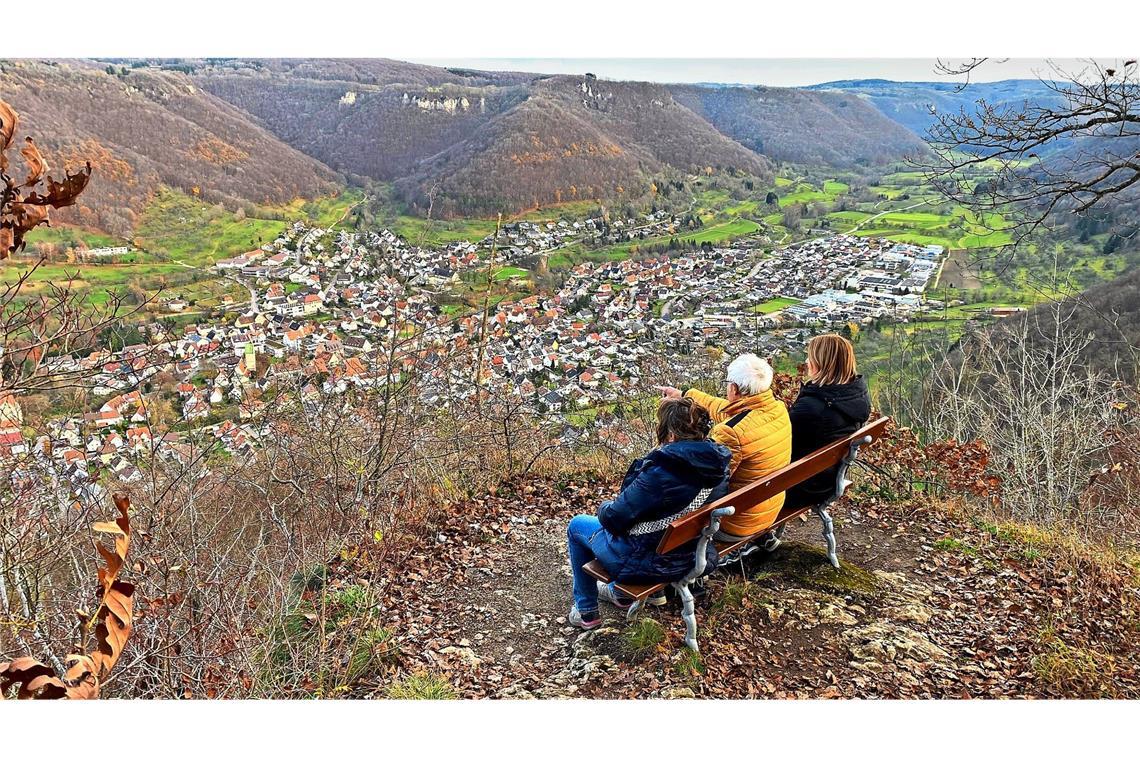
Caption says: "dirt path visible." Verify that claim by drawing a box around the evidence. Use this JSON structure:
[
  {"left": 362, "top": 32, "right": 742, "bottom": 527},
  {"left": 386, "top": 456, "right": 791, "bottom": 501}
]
[{"left": 365, "top": 476, "right": 1139, "bottom": 699}]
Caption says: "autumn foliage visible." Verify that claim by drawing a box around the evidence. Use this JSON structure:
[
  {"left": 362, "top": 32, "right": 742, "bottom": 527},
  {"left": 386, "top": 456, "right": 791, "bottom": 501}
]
[
  {"left": 0, "top": 97, "right": 92, "bottom": 258},
  {"left": 0, "top": 494, "right": 135, "bottom": 699}
]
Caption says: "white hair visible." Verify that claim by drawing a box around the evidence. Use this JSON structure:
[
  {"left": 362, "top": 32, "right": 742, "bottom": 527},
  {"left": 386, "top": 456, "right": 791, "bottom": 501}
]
[{"left": 726, "top": 353, "right": 773, "bottom": 395}]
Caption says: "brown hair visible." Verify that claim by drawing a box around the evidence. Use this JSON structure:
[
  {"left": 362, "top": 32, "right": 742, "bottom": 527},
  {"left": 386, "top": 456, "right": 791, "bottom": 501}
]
[
  {"left": 656, "top": 397, "right": 713, "bottom": 445},
  {"left": 807, "top": 333, "right": 858, "bottom": 386}
]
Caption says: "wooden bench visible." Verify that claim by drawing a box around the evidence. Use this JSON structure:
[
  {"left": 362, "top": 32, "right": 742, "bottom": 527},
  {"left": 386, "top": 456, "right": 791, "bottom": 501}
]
[{"left": 584, "top": 416, "right": 890, "bottom": 651}]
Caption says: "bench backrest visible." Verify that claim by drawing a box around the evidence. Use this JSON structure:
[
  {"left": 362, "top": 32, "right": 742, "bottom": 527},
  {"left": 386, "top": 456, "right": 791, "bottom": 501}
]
[{"left": 656, "top": 415, "right": 890, "bottom": 554}]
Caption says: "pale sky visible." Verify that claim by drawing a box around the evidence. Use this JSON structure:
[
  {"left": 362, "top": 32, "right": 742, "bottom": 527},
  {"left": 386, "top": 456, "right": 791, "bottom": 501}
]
[{"left": 405, "top": 58, "right": 1079, "bottom": 88}]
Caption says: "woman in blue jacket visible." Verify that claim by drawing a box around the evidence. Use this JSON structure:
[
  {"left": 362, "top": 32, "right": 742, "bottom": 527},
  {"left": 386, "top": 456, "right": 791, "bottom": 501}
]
[{"left": 566, "top": 397, "right": 731, "bottom": 629}]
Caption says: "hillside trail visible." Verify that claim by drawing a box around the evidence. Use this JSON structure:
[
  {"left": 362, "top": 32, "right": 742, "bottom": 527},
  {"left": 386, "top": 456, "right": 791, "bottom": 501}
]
[{"left": 371, "top": 477, "right": 1139, "bottom": 699}]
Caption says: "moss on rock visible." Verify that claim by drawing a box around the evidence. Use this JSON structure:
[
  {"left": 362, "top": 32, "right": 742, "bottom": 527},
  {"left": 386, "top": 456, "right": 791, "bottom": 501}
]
[{"left": 756, "top": 541, "right": 879, "bottom": 596}]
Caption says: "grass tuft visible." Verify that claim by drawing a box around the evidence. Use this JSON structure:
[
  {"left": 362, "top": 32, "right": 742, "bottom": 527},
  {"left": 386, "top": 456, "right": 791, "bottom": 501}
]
[
  {"left": 347, "top": 627, "right": 400, "bottom": 681},
  {"left": 386, "top": 671, "right": 458, "bottom": 700},
  {"left": 711, "top": 578, "right": 755, "bottom": 614},
  {"left": 622, "top": 617, "right": 666, "bottom": 661},
  {"left": 933, "top": 537, "right": 979, "bottom": 556},
  {"left": 673, "top": 648, "right": 706, "bottom": 679},
  {"left": 1032, "top": 628, "right": 1117, "bottom": 697}
]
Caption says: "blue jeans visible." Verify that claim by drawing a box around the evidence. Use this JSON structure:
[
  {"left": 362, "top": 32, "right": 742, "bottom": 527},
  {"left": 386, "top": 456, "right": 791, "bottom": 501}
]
[{"left": 567, "top": 514, "right": 624, "bottom": 615}]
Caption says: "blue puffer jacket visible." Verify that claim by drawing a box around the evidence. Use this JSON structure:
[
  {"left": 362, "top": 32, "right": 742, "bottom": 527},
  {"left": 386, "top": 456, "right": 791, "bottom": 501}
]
[{"left": 596, "top": 439, "right": 731, "bottom": 584}]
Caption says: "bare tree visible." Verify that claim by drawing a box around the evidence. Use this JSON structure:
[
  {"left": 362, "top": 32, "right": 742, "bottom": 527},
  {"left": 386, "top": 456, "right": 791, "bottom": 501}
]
[{"left": 919, "top": 58, "right": 1139, "bottom": 247}]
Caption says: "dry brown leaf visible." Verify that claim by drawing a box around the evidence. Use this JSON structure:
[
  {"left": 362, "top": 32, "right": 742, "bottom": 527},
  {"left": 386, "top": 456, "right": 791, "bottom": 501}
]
[
  {"left": 0, "top": 493, "right": 135, "bottom": 699},
  {"left": 20, "top": 136, "right": 47, "bottom": 187},
  {"left": 26, "top": 162, "right": 92, "bottom": 209},
  {"left": 0, "top": 98, "right": 17, "bottom": 164}
]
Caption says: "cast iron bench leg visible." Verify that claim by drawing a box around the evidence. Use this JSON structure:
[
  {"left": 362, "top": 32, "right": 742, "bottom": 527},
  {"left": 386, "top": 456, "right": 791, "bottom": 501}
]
[
  {"left": 815, "top": 505, "right": 840, "bottom": 569},
  {"left": 675, "top": 581, "right": 698, "bottom": 651},
  {"left": 673, "top": 504, "right": 736, "bottom": 652},
  {"left": 811, "top": 434, "right": 874, "bottom": 571}
]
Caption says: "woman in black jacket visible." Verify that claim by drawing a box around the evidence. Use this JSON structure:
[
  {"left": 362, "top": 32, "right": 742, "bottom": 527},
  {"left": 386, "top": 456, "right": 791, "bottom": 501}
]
[
  {"left": 784, "top": 333, "right": 871, "bottom": 512},
  {"left": 566, "top": 397, "right": 731, "bottom": 629}
]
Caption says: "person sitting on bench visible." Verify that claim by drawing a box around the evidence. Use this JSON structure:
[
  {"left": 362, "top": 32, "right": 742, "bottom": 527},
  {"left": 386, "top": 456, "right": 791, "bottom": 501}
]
[
  {"left": 782, "top": 333, "right": 871, "bottom": 517},
  {"left": 566, "top": 397, "right": 731, "bottom": 630},
  {"left": 657, "top": 353, "right": 792, "bottom": 543}
]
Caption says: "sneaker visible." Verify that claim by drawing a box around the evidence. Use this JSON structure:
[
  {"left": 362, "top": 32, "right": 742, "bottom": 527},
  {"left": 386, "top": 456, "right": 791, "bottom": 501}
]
[
  {"left": 597, "top": 581, "right": 633, "bottom": 609},
  {"left": 760, "top": 531, "right": 781, "bottom": 553},
  {"left": 722, "top": 542, "right": 759, "bottom": 565},
  {"left": 646, "top": 590, "right": 667, "bottom": 607},
  {"left": 568, "top": 606, "right": 602, "bottom": 630}
]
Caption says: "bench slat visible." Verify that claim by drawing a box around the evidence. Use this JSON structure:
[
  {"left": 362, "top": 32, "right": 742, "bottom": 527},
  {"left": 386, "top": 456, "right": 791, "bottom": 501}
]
[
  {"left": 656, "top": 416, "right": 888, "bottom": 554},
  {"left": 584, "top": 560, "right": 664, "bottom": 600},
  {"left": 580, "top": 417, "right": 889, "bottom": 604}
]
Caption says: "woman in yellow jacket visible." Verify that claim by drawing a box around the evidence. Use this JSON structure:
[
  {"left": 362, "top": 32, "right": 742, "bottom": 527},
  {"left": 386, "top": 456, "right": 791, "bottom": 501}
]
[{"left": 658, "top": 353, "right": 791, "bottom": 539}]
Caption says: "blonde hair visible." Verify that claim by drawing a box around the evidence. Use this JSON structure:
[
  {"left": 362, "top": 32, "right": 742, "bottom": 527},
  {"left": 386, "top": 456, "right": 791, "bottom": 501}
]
[{"left": 807, "top": 334, "right": 857, "bottom": 386}]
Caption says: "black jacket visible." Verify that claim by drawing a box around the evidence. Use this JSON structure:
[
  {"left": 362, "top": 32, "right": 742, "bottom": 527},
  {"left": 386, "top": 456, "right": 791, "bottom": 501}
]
[
  {"left": 785, "top": 376, "right": 871, "bottom": 509},
  {"left": 596, "top": 439, "right": 731, "bottom": 582}
]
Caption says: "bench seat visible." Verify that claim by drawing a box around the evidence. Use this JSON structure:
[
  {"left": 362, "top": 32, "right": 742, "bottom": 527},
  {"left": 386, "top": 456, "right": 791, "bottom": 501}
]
[
  {"left": 581, "top": 504, "right": 816, "bottom": 600},
  {"left": 578, "top": 416, "right": 889, "bottom": 650}
]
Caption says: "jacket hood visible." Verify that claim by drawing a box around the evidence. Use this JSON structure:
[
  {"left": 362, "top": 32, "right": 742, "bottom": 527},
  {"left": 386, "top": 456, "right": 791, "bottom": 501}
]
[
  {"left": 799, "top": 375, "right": 871, "bottom": 422},
  {"left": 649, "top": 439, "right": 731, "bottom": 486}
]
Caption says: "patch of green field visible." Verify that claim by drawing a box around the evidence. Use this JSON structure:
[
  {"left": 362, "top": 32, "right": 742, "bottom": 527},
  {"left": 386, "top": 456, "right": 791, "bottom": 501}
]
[
  {"left": 567, "top": 403, "right": 615, "bottom": 428},
  {"left": 880, "top": 170, "right": 927, "bottom": 184},
  {"left": 134, "top": 187, "right": 363, "bottom": 266},
  {"left": 869, "top": 185, "right": 907, "bottom": 200},
  {"left": 959, "top": 229, "right": 1014, "bottom": 248},
  {"left": 854, "top": 228, "right": 959, "bottom": 249},
  {"left": 826, "top": 210, "right": 873, "bottom": 230},
  {"left": 680, "top": 218, "right": 760, "bottom": 244},
  {"left": 696, "top": 189, "right": 732, "bottom": 208},
  {"left": 393, "top": 200, "right": 602, "bottom": 247},
  {"left": 24, "top": 225, "right": 121, "bottom": 250},
  {"left": 547, "top": 252, "right": 573, "bottom": 268},
  {"left": 748, "top": 296, "right": 801, "bottom": 314},
  {"left": 724, "top": 199, "right": 761, "bottom": 216},
  {"left": 778, "top": 184, "right": 833, "bottom": 207},
  {"left": 492, "top": 266, "right": 530, "bottom": 281},
  {"left": 556, "top": 217, "right": 762, "bottom": 267},
  {"left": 0, "top": 259, "right": 188, "bottom": 307},
  {"left": 393, "top": 215, "right": 499, "bottom": 247},
  {"left": 512, "top": 199, "right": 600, "bottom": 223},
  {"left": 875, "top": 211, "right": 952, "bottom": 228},
  {"left": 774, "top": 177, "right": 794, "bottom": 187},
  {"left": 823, "top": 180, "right": 850, "bottom": 194},
  {"left": 290, "top": 188, "right": 365, "bottom": 228}
]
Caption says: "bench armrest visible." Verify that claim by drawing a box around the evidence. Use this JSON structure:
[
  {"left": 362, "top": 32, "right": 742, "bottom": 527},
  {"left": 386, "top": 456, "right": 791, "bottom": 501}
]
[
  {"left": 829, "top": 434, "right": 873, "bottom": 505},
  {"left": 681, "top": 505, "right": 734, "bottom": 584}
]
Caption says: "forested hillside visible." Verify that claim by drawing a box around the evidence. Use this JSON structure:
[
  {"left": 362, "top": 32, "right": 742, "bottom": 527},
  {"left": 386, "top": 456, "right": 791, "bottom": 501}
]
[
  {"left": 670, "top": 83, "right": 929, "bottom": 166},
  {"left": 807, "top": 78, "right": 1064, "bottom": 139},
  {"left": 391, "top": 76, "right": 775, "bottom": 216},
  {"left": 193, "top": 59, "right": 923, "bottom": 217},
  {"left": 1, "top": 58, "right": 947, "bottom": 230},
  {"left": 0, "top": 59, "right": 339, "bottom": 236}
]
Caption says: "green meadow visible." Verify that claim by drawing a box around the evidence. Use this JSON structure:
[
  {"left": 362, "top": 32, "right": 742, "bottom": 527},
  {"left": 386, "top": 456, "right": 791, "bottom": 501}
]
[
  {"left": 133, "top": 187, "right": 363, "bottom": 266},
  {"left": 749, "top": 296, "right": 801, "bottom": 314}
]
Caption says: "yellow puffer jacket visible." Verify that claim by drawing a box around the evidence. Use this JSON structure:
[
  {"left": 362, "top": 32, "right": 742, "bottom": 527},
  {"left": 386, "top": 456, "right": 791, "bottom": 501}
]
[{"left": 684, "top": 387, "right": 792, "bottom": 537}]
